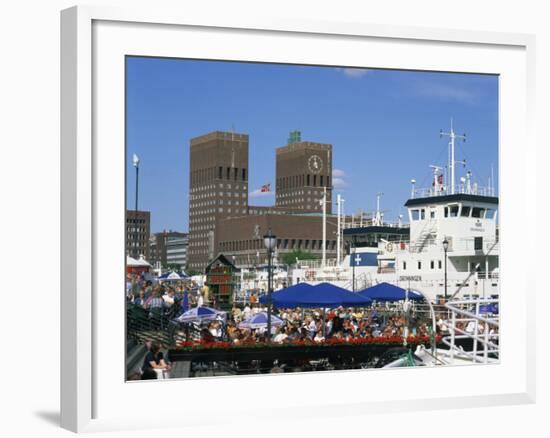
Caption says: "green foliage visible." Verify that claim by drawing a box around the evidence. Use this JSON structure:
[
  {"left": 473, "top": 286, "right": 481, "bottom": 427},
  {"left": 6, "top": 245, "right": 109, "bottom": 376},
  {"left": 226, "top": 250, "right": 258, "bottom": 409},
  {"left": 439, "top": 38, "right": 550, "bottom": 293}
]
[
  {"left": 186, "top": 269, "right": 202, "bottom": 277},
  {"left": 281, "top": 249, "right": 318, "bottom": 266}
]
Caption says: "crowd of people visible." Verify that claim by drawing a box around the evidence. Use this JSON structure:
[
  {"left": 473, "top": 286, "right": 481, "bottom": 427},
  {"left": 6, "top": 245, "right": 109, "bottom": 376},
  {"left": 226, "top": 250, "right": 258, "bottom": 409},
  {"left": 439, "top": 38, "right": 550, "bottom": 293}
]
[
  {"left": 126, "top": 272, "right": 441, "bottom": 379},
  {"left": 208, "top": 304, "right": 434, "bottom": 346},
  {"left": 126, "top": 273, "right": 204, "bottom": 316}
]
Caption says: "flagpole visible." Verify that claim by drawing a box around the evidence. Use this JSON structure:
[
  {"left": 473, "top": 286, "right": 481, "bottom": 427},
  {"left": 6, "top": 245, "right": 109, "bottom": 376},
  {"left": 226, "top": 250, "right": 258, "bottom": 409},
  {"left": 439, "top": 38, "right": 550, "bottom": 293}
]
[{"left": 322, "top": 186, "right": 326, "bottom": 268}]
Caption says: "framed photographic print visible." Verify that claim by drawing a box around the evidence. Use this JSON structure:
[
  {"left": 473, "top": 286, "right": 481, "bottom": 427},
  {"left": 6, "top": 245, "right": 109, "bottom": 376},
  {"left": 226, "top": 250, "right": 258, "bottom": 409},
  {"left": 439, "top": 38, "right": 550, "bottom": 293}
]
[{"left": 61, "top": 5, "right": 536, "bottom": 433}]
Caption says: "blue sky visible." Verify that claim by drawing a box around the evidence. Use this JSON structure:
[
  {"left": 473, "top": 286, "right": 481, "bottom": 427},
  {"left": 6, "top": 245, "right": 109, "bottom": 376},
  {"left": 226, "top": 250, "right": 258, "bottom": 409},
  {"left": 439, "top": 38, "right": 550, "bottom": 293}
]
[{"left": 126, "top": 57, "right": 498, "bottom": 233}]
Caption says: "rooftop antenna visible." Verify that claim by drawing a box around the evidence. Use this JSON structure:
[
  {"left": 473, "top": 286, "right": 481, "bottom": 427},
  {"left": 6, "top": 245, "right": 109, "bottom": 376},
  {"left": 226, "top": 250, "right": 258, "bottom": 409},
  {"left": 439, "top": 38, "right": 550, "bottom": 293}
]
[
  {"left": 460, "top": 176, "right": 467, "bottom": 194},
  {"left": 375, "top": 192, "right": 384, "bottom": 226},
  {"left": 491, "top": 163, "right": 495, "bottom": 196},
  {"left": 440, "top": 118, "right": 466, "bottom": 195},
  {"left": 231, "top": 124, "right": 236, "bottom": 168}
]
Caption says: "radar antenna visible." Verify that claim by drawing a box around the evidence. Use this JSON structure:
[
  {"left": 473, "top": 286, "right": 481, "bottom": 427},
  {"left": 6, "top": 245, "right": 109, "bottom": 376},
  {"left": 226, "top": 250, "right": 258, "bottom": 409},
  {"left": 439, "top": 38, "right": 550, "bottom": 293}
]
[{"left": 440, "top": 118, "right": 466, "bottom": 195}]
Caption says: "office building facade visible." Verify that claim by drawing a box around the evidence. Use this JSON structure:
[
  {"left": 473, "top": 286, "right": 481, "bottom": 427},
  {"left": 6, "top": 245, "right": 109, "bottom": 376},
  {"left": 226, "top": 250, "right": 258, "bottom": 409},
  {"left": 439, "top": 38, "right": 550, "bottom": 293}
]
[
  {"left": 126, "top": 210, "right": 151, "bottom": 260},
  {"left": 188, "top": 131, "right": 249, "bottom": 271}
]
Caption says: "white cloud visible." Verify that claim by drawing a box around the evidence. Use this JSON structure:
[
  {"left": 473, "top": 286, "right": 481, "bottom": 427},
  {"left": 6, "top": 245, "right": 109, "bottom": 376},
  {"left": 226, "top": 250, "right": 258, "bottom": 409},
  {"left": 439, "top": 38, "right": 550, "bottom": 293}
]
[
  {"left": 336, "top": 67, "right": 370, "bottom": 78},
  {"left": 413, "top": 81, "right": 479, "bottom": 105},
  {"left": 249, "top": 189, "right": 274, "bottom": 198},
  {"left": 333, "top": 177, "right": 347, "bottom": 189},
  {"left": 333, "top": 168, "right": 346, "bottom": 178}
]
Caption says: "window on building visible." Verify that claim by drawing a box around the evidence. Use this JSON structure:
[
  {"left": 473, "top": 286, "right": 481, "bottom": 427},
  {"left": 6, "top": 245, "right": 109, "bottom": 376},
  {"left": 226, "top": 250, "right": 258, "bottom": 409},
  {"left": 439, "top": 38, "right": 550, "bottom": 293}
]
[
  {"left": 417, "top": 261, "right": 422, "bottom": 270},
  {"left": 472, "top": 207, "right": 486, "bottom": 218},
  {"left": 320, "top": 175, "right": 324, "bottom": 186},
  {"left": 313, "top": 175, "right": 317, "bottom": 186},
  {"left": 403, "top": 261, "right": 407, "bottom": 270},
  {"left": 218, "top": 166, "right": 222, "bottom": 179},
  {"left": 474, "top": 236, "right": 483, "bottom": 250},
  {"left": 430, "top": 260, "right": 434, "bottom": 269},
  {"left": 438, "top": 260, "right": 442, "bottom": 269},
  {"left": 306, "top": 174, "right": 310, "bottom": 186},
  {"left": 242, "top": 168, "right": 246, "bottom": 181},
  {"left": 226, "top": 167, "right": 231, "bottom": 179}
]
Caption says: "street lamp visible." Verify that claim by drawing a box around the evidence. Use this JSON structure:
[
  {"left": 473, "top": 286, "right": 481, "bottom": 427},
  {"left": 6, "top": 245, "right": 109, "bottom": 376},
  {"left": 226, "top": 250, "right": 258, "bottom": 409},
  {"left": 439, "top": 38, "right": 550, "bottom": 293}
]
[
  {"left": 263, "top": 229, "right": 277, "bottom": 342},
  {"left": 132, "top": 153, "right": 140, "bottom": 258},
  {"left": 352, "top": 235, "right": 358, "bottom": 292},
  {"left": 132, "top": 153, "right": 140, "bottom": 212},
  {"left": 443, "top": 238, "right": 449, "bottom": 301}
]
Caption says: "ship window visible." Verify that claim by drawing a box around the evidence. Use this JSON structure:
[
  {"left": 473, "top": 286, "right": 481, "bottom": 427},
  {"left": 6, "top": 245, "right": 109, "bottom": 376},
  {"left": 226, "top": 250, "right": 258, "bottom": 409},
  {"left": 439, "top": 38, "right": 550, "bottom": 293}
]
[
  {"left": 420, "top": 209, "right": 426, "bottom": 220},
  {"left": 417, "top": 261, "right": 422, "bottom": 270},
  {"left": 411, "top": 210, "right": 420, "bottom": 221},
  {"left": 486, "top": 208, "right": 496, "bottom": 219},
  {"left": 430, "top": 210, "right": 436, "bottom": 219},
  {"left": 461, "top": 206, "right": 471, "bottom": 217},
  {"left": 430, "top": 260, "right": 434, "bottom": 269},
  {"left": 472, "top": 207, "right": 485, "bottom": 218},
  {"left": 444, "top": 207, "right": 449, "bottom": 218},
  {"left": 449, "top": 205, "right": 459, "bottom": 217},
  {"left": 474, "top": 236, "right": 483, "bottom": 250},
  {"left": 403, "top": 261, "right": 407, "bottom": 270}
]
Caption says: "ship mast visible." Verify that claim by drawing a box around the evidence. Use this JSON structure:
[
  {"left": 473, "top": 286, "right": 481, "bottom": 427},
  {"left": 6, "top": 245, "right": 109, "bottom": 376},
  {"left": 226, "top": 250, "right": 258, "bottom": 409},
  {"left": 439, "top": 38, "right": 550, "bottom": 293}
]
[{"left": 440, "top": 118, "right": 466, "bottom": 195}]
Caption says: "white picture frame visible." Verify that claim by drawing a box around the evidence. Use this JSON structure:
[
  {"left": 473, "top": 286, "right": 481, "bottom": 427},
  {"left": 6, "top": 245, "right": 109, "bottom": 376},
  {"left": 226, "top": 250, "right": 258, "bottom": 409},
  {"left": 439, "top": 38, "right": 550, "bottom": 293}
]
[{"left": 61, "top": 5, "right": 536, "bottom": 433}]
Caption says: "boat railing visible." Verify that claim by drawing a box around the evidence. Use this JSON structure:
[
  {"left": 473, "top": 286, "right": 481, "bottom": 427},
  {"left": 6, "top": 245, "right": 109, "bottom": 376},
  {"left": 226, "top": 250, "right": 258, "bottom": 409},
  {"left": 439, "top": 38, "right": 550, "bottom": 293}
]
[
  {"left": 442, "top": 298, "right": 499, "bottom": 364},
  {"left": 385, "top": 238, "right": 499, "bottom": 254},
  {"left": 411, "top": 185, "right": 495, "bottom": 199}
]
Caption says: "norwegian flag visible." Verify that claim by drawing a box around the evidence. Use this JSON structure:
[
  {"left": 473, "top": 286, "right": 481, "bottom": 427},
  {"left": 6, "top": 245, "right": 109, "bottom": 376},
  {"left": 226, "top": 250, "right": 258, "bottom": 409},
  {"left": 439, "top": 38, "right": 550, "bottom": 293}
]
[
  {"left": 260, "top": 183, "right": 271, "bottom": 192},
  {"left": 433, "top": 174, "right": 444, "bottom": 186}
]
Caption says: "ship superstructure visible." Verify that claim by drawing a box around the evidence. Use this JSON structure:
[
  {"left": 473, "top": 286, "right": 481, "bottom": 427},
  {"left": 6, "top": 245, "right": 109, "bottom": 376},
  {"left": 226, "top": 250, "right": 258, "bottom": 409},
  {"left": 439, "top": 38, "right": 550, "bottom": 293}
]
[{"left": 290, "top": 120, "right": 499, "bottom": 300}]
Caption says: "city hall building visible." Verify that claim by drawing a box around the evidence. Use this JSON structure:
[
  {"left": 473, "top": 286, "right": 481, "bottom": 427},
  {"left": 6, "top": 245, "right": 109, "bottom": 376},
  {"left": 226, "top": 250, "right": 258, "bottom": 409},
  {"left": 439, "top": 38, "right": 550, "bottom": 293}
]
[{"left": 187, "top": 130, "right": 337, "bottom": 271}]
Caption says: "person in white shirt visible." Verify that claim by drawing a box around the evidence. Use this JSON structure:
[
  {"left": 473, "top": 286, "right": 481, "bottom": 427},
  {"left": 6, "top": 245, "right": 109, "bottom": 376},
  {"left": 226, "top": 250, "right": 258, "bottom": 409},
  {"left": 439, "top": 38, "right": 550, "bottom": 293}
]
[
  {"left": 162, "top": 289, "right": 175, "bottom": 306},
  {"left": 273, "top": 327, "right": 288, "bottom": 344},
  {"left": 313, "top": 330, "right": 325, "bottom": 343}
]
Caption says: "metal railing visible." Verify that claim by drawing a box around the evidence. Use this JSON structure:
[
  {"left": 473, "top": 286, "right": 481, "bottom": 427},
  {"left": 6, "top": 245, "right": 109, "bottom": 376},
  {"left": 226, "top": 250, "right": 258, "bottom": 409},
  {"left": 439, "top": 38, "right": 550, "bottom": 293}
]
[
  {"left": 412, "top": 185, "right": 495, "bottom": 199},
  {"left": 126, "top": 303, "right": 194, "bottom": 348},
  {"left": 387, "top": 238, "right": 499, "bottom": 254},
  {"left": 441, "top": 298, "right": 499, "bottom": 364}
]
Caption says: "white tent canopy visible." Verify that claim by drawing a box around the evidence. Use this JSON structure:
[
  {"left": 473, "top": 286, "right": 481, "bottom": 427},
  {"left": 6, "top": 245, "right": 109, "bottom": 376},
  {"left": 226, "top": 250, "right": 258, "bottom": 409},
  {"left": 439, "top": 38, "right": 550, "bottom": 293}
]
[{"left": 126, "top": 255, "right": 151, "bottom": 267}]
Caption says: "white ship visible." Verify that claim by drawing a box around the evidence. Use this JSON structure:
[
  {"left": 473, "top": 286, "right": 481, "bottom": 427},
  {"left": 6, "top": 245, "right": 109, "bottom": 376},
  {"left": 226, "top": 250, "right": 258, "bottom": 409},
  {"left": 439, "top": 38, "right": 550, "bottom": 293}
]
[{"left": 291, "top": 120, "right": 499, "bottom": 301}]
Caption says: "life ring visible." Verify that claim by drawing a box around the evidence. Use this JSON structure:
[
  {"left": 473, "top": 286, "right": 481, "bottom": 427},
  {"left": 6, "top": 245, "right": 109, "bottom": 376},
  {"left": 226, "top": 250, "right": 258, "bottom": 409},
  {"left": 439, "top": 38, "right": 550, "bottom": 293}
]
[{"left": 386, "top": 242, "right": 394, "bottom": 253}]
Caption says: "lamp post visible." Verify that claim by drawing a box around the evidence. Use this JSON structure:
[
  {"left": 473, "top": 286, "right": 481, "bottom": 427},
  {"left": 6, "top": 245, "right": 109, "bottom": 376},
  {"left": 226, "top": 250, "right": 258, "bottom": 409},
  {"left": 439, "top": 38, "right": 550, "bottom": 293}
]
[
  {"left": 352, "top": 235, "right": 358, "bottom": 292},
  {"left": 443, "top": 238, "right": 449, "bottom": 301},
  {"left": 263, "top": 229, "right": 277, "bottom": 342},
  {"left": 132, "top": 153, "right": 140, "bottom": 258},
  {"left": 132, "top": 153, "right": 140, "bottom": 212}
]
